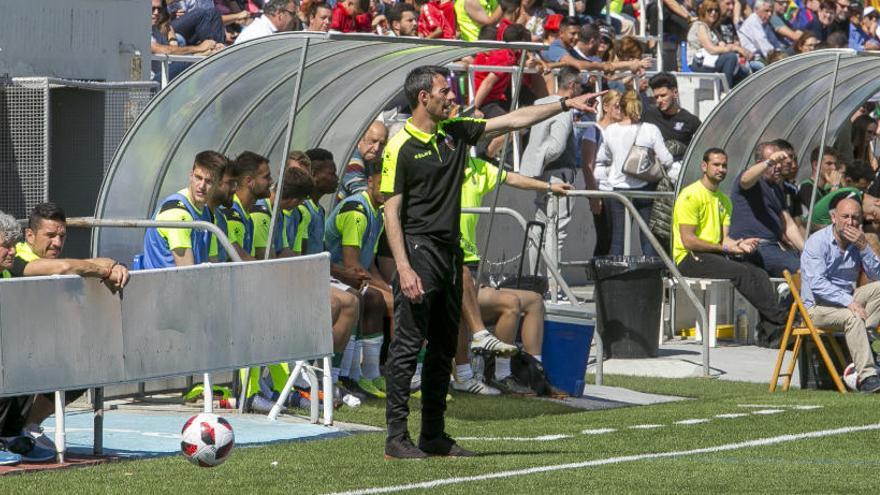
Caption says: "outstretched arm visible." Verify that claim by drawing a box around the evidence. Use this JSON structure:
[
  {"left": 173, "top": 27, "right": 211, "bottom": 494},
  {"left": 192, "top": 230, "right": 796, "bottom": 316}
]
[{"left": 482, "top": 90, "right": 605, "bottom": 138}]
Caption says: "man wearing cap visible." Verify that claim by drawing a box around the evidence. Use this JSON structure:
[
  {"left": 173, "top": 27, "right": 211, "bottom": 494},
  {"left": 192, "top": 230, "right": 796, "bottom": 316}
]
[{"left": 849, "top": 6, "right": 880, "bottom": 51}]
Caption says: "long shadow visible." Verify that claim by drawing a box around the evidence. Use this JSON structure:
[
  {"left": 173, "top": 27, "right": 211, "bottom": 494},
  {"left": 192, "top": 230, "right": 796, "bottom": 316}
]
[{"left": 444, "top": 396, "right": 588, "bottom": 422}]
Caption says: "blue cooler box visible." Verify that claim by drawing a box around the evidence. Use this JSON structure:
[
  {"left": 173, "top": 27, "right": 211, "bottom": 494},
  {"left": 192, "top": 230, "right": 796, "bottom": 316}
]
[{"left": 542, "top": 304, "right": 595, "bottom": 397}]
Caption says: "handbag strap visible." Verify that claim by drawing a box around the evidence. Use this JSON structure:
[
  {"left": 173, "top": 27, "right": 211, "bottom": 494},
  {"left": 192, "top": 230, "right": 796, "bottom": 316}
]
[{"left": 627, "top": 123, "right": 643, "bottom": 155}]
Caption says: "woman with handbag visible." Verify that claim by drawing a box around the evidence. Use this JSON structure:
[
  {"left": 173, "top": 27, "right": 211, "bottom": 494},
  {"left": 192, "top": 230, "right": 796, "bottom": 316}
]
[
  {"left": 595, "top": 90, "right": 674, "bottom": 256},
  {"left": 686, "top": 0, "right": 751, "bottom": 88}
]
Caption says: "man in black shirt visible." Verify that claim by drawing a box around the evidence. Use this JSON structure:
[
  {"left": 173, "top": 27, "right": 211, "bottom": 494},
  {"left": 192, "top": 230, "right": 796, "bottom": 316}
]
[
  {"left": 643, "top": 72, "right": 702, "bottom": 162},
  {"left": 381, "top": 65, "right": 601, "bottom": 459}
]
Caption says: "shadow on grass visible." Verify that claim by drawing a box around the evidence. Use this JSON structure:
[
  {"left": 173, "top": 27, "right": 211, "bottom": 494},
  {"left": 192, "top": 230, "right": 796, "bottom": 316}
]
[
  {"left": 445, "top": 395, "right": 586, "bottom": 421},
  {"left": 473, "top": 450, "right": 569, "bottom": 457}
]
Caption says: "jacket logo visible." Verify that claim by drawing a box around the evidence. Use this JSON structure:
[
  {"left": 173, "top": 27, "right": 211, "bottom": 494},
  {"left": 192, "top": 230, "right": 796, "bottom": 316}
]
[{"left": 414, "top": 150, "right": 432, "bottom": 159}]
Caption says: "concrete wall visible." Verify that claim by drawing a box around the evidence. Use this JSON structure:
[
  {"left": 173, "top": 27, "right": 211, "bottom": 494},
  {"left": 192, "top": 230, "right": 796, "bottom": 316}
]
[{"left": 0, "top": 0, "right": 148, "bottom": 81}]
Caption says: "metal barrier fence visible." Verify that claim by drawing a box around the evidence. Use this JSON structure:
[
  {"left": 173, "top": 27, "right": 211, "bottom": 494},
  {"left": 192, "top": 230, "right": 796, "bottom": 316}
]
[{"left": 0, "top": 77, "right": 157, "bottom": 219}]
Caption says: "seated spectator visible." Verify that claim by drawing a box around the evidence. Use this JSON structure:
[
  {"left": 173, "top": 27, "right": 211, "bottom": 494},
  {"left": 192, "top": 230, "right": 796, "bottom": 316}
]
[
  {"left": 729, "top": 141, "right": 804, "bottom": 277},
  {"left": 807, "top": 160, "right": 877, "bottom": 228},
  {"left": 167, "top": 0, "right": 227, "bottom": 46},
  {"left": 336, "top": 121, "right": 388, "bottom": 202},
  {"left": 595, "top": 89, "right": 674, "bottom": 256},
  {"left": 415, "top": 0, "right": 457, "bottom": 38},
  {"left": 453, "top": 157, "right": 571, "bottom": 396},
  {"left": 794, "top": 31, "right": 822, "bottom": 52},
  {"left": 738, "top": 0, "right": 785, "bottom": 61},
  {"left": 804, "top": 0, "right": 835, "bottom": 41},
  {"left": 306, "top": 2, "right": 333, "bottom": 31},
  {"left": 140, "top": 151, "right": 227, "bottom": 268},
  {"left": 687, "top": 0, "right": 751, "bottom": 88},
  {"left": 798, "top": 145, "right": 841, "bottom": 210},
  {"left": 234, "top": 0, "right": 299, "bottom": 44},
  {"left": 769, "top": 0, "right": 804, "bottom": 44},
  {"left": 454, "top": 0, "right": 503, "bottom": 41},
  {"left": 831, "top": 0, "right": 851, "bottom": 35},
  {"left": 385, "top": 2, "right": 418, "bottom": 36},
  {"left": 716, "top": 0, "right": 742, "bottom": 45},
  {"left": 849, "top": 6, "right": 880, "bottom": 51},
  {"left": 151, "top": 0, "right": 221, "bottom": 82},
  {"left": 800, "top": 197, "right": 880, "bottom": 393},
  {"left": 825, "top": 30, "right": 850, "bottom": 46},
  {"left": 672, "top": 148, "right": 789, "bottom": 347},
  {"left": 214, "top": 0, "right": 254, "bottom": 42}
]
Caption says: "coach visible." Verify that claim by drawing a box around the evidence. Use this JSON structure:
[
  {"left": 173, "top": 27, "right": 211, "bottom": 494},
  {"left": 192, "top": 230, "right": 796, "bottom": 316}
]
[{"left": 381, "top": 65, "right": 602, "bottom": 459}]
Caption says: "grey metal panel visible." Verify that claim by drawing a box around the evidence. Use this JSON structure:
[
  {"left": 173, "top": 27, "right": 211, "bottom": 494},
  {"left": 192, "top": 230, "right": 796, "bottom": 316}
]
[
  {"left": 679, "top": 50, "right": 880, "bottom": 196},
  {"left": 0, "top": 255, "right": 332, "bottom": 396},
  {"left": 0, "top": 275, "right": 124, "bottom": 396},
  {"left": 95, "top": 34, "right": 522, "bottom": 261}
]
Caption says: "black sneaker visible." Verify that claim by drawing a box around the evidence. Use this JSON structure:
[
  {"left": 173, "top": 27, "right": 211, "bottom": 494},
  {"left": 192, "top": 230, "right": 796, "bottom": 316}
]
[
  {"left": 859, "top": 375, "right": 880, "bottom": 393},
  {"left": 489, "top": 376, "right": 537, "bottom": 396},
  {"left": 338, "top": 378, "right": 369, "bottom": 402},
  {"left": 418, "top": 433, "right": 476, "bottom": 457},
  {"left": 385, "top": 434, "right": 428, "bottom": 460}
]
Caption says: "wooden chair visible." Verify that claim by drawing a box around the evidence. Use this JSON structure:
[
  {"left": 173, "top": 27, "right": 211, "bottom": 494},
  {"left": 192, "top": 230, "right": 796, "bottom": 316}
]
[{"left": 769, "top": 270, "right": 848, "bottom": 393}]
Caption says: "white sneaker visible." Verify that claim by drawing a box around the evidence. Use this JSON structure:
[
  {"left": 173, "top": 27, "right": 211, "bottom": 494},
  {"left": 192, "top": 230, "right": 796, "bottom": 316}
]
[
  {"left": 470, "top": 333, "right": 518, "bottom": 357},
  {"left": 22, "top": 424, "right": 56, "bottom": 451},
  {"left": 451, "top": 377, "right": 501, "bottom": 395}
]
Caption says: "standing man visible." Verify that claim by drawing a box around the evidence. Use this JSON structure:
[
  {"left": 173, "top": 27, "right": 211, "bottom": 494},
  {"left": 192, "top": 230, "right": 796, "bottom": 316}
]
[
  {"left": 381, "top": 65, "right": 601, "bottom": 459},
  {"left": 800, "top": 197, "right": 880, "bottom": 393},
  {"left": 643, "top": 72, "right": 701, "bottom": 162},
  {"left": 141, "top": 151, "right": 227, "bottom": 268}
]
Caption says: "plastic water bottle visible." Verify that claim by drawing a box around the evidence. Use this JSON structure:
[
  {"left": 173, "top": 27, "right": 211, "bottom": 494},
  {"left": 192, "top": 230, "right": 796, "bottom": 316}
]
[
  {"left": 736, "top": 309, "right": 749, "bottom": 344},
  {"left": 679, "top": 42, "right": 691, "bottom": 72}
]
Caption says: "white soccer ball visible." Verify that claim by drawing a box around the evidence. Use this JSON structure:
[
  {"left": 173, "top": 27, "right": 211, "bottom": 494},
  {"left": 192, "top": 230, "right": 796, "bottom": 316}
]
[
  {"left": 843, "top": 363, "right": 860, "bottom": 391},
  {"left": 180, "top": 413, "right": 235, "bottom": 467}
]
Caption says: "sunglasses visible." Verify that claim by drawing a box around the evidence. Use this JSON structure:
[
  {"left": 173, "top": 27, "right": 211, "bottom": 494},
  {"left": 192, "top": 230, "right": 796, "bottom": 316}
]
[{"left": 707, "top": 8, "right": 720, "bottom": 13}]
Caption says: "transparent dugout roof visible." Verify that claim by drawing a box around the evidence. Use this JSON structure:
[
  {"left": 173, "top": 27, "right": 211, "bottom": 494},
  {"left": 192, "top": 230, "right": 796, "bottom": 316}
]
[
  {"left": 95, "top": 33, "right": 537, "bottom": 261},
  {"left": 679, "top": 49, "right": 880, "bottom": 195}
]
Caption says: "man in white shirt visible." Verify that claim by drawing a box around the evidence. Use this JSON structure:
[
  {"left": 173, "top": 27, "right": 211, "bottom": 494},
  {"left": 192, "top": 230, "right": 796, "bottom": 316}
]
[
  {"left": 234, "top": 0, "right": 299, "bottom": 45},
  {"left": 737, "top": 0, "right": 784, "bottom": 59}
]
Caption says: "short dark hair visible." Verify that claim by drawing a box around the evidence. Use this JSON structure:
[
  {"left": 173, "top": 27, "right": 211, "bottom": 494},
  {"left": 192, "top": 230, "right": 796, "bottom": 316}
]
[
  {"left": 844, "top": 159, "right": 873, "bottom": 184},
  {"left": 702, "top": 147, "right": 727, "bottom": 163},
  {"left": 580, "top": 23, "right": 599, "bottom": 42},
  {"left": 753, "top": 141, "right": 778, "bottom": 162},
  {"left": 819, "top": 0, "right": 835, "bottom": 10},
  {"left": 649, "top": 72, "right": 678, "bottom": 91},
  {"left": 29, "top": 202, "right": 66, "bottom": 231},
  {"left": 500, "top": 0, "right": 520, "bottom": 13},
  {"left": 280, "top": 167, "right": 315, "bottom": 200},
  {"left": 387, "top": 2, "right": 416, "bottom": 25},
  {"left": 233, "top": 150, "right": 269, "bottom": 178},
  {"left": 404, "top": 65, "right": 450, "bottom": 110},
  {"left": 560, "top": 16, "right": 580, "bottom": 30},
  {"left": 306, "top": 147, "right": 335, "bottom": 163},
  {"left": 810, "top": 145, "right": 837, "bottom": 163},
  {"left": 263, "top": 0, "right": 292, "bottom": 16},
  {"left": 194, "top": 150, "right": 230, "bottom": 180},
  {"left": 478, "top": 24, "right": 498, "bottom": 40},
  {"left": 825, "top": 31, "right": 848, "bottom": 48},
  {"left": 308, "top": 2, "right": 331, "bottom": 18},
  {"left": 357, "top": 0, "right": 370, "bottom": 13},
  {"left": 503, "top": 23, "right": 529, "bottom": 42},
  {"left": 770, "top": 139, "right": 795, "bottom": 159}
]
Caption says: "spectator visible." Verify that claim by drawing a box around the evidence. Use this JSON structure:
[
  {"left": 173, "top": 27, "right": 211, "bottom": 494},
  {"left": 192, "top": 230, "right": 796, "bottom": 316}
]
[
  {"left": 643, "top": 72, "right": 702, "bottom": 162},
  {"left": 151, "top": 0, "right": 220, "bottom": 82},
  {"left": 595, "top": 89, "right": 674, "bottom": 256},
  {"left": 647, "top": 0, "right": 697, "bottom": 70},
  {"left": 831, "top": 0, "right": 852, "bottom": 34},
  {"left": 235, "top": 0, "right": 299, "bottom": 44},
  {"left": 583, "top": 89, "right": 622, "bottom": 257},
  {"left": 454, "top": 157, "right": 570, "bottom": 395},
  {"left": 800, "top": 197, "right": 880, "bottom": 393},
  {"left": 518, "top": 0, "right": 553, "bottom": 41},
  {"left": 331, "top": 0, "right": 370, "bottom": 32},
  {"left": 769, "top": 0, "right": 804, "bottom": 44},
  {"left": 521, "top": 67, "right": 584, "bottom": 284},
  {"left": 206, "top": 158, "right": 239, "bottom": 262},
  {"left": 324, "top": 164, "right": 392, "bottom": 398},
  {"left": 738, "top": 0, "right": 785, "bottom": 61},
  {"left": 687, "top": 0, "right": 751, "bottom": 88},
  {"left": 454, "top": 0, "right": 503, "bottom": 41},
  {"left": 140, "top": 151, "right": 226, "bottom": 268},
  {"left": 729, "top": 141, "right": 804, "bottom": 277},
  {"left": 495, "top": 0, "right": 521, "bottom": 39},
  {"left": 849, "top": 6, "right": 880, "bottom": 51},
  {"left": 337, "top": 121, "right": 388, "bottom": 202},
  {"left": 798, "top": 145, "right": 841, "bottom": 210},
  {"left": 306, "top": 2, "right": 333, "bottom": 31},
  {"left": 167, "top": 0, "right": 227, "bottom": 46},
  {"left": 806, "top": 160, "right": 875, "bottom": 228},
  {"left": 225, "top": 151, "right": 273, "bottom": 260},
  {"left": 716, "top": 0, "right": 742, "bottom": 44},
  {"left": 672, "top": 148, "right": 789, "bottom": 347},
  {"left": 415, "top": 0, "right": 457, "bottom": 38},
  {"left": 804, "top": 0, "right": 835, "bottom": 41},
  {"left": 540, "top": 18, "right": 651, "bottom": 74},
  {"left": 386, "top": 2, "right": 418, "bottom": 36},
  {"left": 825, "top": 29, "right": 850, "bottom": 46},
  {"left": 794, "top": 30, "right": 822, "bottom": 51},
  {"left": 771, "top": 139, "right": 807, "bottom": 235}
]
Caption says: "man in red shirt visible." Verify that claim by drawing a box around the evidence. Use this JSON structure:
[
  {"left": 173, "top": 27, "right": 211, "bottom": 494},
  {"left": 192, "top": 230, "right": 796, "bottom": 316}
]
[
  {"left": 495, "top": 0, "right": 520, "bottom": 40},
  {"left": 416, "top": 0, "right": 456, "bottom": 38},
  {"left": 331, "top": 0, "right": 369, "bottom": 32}
]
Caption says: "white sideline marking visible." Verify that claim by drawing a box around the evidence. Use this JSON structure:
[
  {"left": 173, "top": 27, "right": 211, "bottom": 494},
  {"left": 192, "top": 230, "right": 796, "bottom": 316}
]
[
  {"left": 793, "top": 405, "right": 823, "bottom": 410},
  {"left": 715, "top": 413, "right": 749, "bottom": 419},
  {"left": 628, "top": 424, "right": 665, "bottom": 430},
  {"left": 674, "top": 419, "right": 709, "bottom": 425},
  {"left": 329, "top": 424, "right": 880, "bottom": 495},
  {"left": 738, "top": 404, "right": 822, "bottom": 409},
  {"left": 581, "top": 428, "right": 617, "bottom": 435},
  {"left": 752, "top": 409, "right": 785, "bottom": 415},
  {"left": 456, "top": 434, "right": 572, "bottom": 442}
]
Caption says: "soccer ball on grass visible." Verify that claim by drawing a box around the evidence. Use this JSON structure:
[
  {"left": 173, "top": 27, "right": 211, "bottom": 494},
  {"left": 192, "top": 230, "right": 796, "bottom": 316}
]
[{"left": 180, "top": 413, "right": 235, "bottom": 467}]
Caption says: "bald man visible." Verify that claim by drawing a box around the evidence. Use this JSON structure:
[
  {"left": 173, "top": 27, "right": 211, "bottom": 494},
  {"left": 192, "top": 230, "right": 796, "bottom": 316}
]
[
  {"left": 800, "top": 197, "right": 880, "bottom": 393},
  {"left": 337, "top": 121, "right": 389, "bottom": 201}
]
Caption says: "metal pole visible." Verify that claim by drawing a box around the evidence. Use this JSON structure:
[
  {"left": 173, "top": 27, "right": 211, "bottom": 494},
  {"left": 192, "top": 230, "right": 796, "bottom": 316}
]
[
  {"left": 805, "top": 52, "right": 842, "bottom": 238},
  {"left": 55, "top": 391, "right": 66, "bottom": 464},
  {"left": 268, "top": 361, "right": 305, "bottom": 421},
  {"left": 266, "top": 37, "right": 311, "bottom": 260},
  {"left": 550, "top": 195, "right": 560, "bottom": 304},
  {"left": 657, "top": 0, "right": 665, "bottom": 70},
  {"left": 605, "top": 0, "right": 611, "bottom": 24},
  {"left": 322, "top": 356, "right": 333, "bottom": 426},
  {"left": 92, "top": 387, "right": 103, "bottom": 456},
  {"left": 475, "top": 49, "right": 528, "bottom": 287},
  {"left": 571, "top": 0, "right": 577, "bottom": 17},
  {"left": 203, "top": 373, "right": 213, "bottom": 414},
  {"left": 623, "top": 208, "right": 632, "bottom": 255}
]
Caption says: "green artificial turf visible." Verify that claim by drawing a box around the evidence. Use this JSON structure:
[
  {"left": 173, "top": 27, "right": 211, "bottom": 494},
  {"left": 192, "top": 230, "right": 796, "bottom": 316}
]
[{"left": 3, "top": 375, "right": 879, "bottom": 494}]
